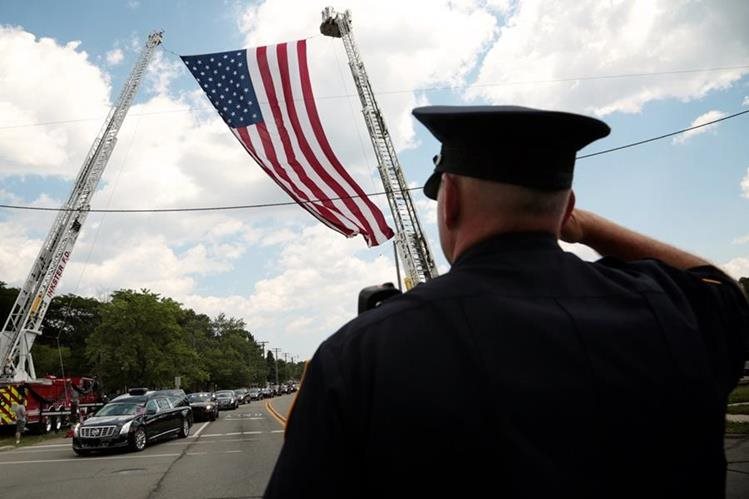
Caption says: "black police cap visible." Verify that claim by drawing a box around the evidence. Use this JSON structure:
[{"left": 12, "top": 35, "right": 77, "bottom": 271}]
[{"left": 413, "top": 105, "right": 610, "bottom": 199}]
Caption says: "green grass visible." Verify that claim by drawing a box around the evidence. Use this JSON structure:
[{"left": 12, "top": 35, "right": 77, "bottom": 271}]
[
  {"left": 725, "top": 421, "right": 749, "bottom": 435},
  {"left": 0, "top": 428, "right": 69, "bottom": 449},
  {"left": 729, "top": 384, "right": 749, "bottom": 404},
  {"left": 727, "top": 404, "right": 749, "bottom": 415}
]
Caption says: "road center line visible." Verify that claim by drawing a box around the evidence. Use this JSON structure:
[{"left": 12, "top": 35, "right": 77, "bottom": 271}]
[{"left": 190, "top": 421, "right": 210, "bottom": 439}]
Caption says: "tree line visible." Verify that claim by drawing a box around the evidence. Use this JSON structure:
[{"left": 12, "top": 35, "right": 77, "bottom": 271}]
[{"left": 0, "top": 282, "right": 303, "bottom": 395}]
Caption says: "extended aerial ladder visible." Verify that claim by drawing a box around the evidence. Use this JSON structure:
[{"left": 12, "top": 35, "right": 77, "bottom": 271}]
[
  {"left": 0, "top": 31, "right": 163, "bottom": 381},
  {"left": 320, "top": 8, "right": 438, "bottom": 290}
]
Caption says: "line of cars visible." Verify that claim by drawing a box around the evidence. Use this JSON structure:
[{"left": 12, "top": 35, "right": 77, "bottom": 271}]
[
  {"left": 71, "top": 387, "right": 249, "bottom": 456},
  {"left": 71, "top": 384, "right": 294, "bottom": 456}
]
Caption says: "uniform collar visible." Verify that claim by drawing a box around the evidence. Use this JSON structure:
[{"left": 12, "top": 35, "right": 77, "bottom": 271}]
[{"left": 451, "top": 231, "right": 561, "bottom": 268}]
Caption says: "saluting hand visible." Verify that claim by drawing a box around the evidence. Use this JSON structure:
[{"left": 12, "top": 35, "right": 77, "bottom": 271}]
[{"left": 560, "top": 208, "right": 587, "bottom": 244}]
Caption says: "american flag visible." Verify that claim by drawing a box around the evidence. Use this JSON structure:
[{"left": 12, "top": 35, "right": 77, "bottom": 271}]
[{"left": 181, "top": 40, "right": 394, "bottom": 247}]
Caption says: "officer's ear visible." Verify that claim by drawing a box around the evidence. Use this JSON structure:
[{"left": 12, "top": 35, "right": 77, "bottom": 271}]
[
  {"left": 563, "top": 190, "right": 576, "bottom": 224},
  {"left": 440, "top": 173, "right": 461, "bottom": 229}
]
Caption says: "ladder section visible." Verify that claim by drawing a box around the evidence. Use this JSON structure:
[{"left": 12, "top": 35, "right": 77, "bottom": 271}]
[
  {"left": 0, "top": 31, "right": 164, "bottom": 381},
  {"left": 320, "top": 8, "right": 438, "bottom": 289}
]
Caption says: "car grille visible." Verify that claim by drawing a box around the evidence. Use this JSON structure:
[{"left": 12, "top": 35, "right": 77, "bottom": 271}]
[{"left": 79, "top": 425, "right": 118, "bottom": 438}]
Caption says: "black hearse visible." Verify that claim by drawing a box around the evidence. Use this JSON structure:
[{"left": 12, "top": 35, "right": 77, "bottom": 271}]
[{"left": 72, "top": 388, "right": 192, "bottom": 455}]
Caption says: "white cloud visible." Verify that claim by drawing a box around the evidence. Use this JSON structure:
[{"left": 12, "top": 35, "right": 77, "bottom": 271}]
[
  {"left": 105, "top": 48, "right": 124, "bottom": 65},
  {"left": 742, "top": 168, "right": 749, "bottom": 199},
  {"left": 723, "top": 256, "right": 749, "bottom": 279},
  {"left": 239, "top": 0, "right": 497, "bottom": 159},
  {"left": 732, "top": 234, "right": 749, "bottom": 245},
  {"left": 743, "top": 96, "right": 749, "bottom": 106},
  {"left": 672, "top": 110, "right": 727, "bottom": 144},
  {"left": 145, "top": 50, "right": 184, "bottom": 96},
  {"left": 468, "top": 0, "right": 749, "bottom": 115},
  {"left": 0, "top": 26, "right": 110, "bottom": 177},
  {"left": 182, "top": 225, "right": 398, "bottom": 357}
]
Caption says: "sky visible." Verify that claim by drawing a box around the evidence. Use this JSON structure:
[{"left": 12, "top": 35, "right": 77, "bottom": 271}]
[{"left": 1, "top": 0, "right": 748, "bottom": 361}]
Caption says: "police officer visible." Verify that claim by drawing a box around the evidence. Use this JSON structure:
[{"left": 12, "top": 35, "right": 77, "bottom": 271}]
[{"left": 263, "top": 106, "right": 749, "bottom": 499}]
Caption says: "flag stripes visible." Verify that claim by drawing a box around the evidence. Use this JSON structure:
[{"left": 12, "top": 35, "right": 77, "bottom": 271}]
[{"left": 185, "top": 40, "right": 394, "bottom": 247}]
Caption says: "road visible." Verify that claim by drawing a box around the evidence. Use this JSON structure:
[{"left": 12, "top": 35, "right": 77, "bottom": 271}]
[
  {"left": 0, "top": 394, "right": 294, "bottom": 499},
  {"left": 2, "top": 394, "right": 748, "bottom": 498}
]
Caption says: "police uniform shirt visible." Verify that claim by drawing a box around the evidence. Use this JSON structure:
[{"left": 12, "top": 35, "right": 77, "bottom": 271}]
[{"left": 264, "top": 232, "right": 749, "bottom": 499}]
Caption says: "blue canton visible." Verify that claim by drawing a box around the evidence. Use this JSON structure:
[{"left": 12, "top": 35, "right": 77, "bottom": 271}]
[{"left": 181, "top": 50, "right": 263, "bottom": 128}]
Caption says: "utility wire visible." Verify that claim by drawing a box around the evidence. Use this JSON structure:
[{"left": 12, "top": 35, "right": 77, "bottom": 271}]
[
  {"left": 1, "top": 107, "right": 747, "bottom": 214},
  {"left": 578, "top": 109, "right": 749, "bottom": 159},
  {"left": 1, "top": 63, "right": 748, "bottom": 130}
]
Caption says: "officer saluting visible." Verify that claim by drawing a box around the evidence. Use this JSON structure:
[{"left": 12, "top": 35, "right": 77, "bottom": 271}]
[{"left": 264, "top": 106, "right": 749, "bottom": 499}]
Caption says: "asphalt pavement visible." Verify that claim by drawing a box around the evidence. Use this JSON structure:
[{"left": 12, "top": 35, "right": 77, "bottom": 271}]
[
  {"left": 1, "top": 395, "right": 748, "bottom": 497},
  {"left": 0, "top": 394, "right": 294, "bottom": 499}
]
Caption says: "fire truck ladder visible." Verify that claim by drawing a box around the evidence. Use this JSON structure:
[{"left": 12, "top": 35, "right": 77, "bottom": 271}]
[
  {"left": 0, "top": 31, "right": 164, "bottom": 382},
  {"left": 320, "top": 7, "right": 438, "bottom": 290}
]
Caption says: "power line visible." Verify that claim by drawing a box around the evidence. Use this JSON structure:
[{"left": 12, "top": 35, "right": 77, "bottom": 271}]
[
  {"left": 1, "top": 63, "right": 748, "bottom": 130},
  {"left": 1, "top": 107, "right": 747, "bottom": 214},
  {"left": 578, "top": 109, "right": 749, "bottom": 159}
]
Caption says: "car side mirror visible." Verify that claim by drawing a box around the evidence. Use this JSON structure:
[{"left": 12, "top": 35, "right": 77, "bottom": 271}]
[{"left": 146, "top": 407, "right": 157, "bottom": 415}]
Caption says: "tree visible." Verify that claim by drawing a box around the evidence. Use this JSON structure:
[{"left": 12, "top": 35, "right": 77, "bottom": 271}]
[
  {"left": 0, "top": 281, "right": 18, "bottom": 321},
  {"left": 201, "top": 314, "right": 256, "bottom": 389},
  {"left": 86, "top": 290, "right": 206, "bottom": 393},
  {"left": 39, "top": 294, "right": 102, "bottom": 376}
]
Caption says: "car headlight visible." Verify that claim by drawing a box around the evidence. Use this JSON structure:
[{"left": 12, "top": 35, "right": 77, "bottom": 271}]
[
  {"left": 205, "top": 405, "right": 212, "bottom": 410},
  {"left": 119, "top": 421, "right": 133, "bottom": 435},
  {"left": 73, "top": 423, "right": 80, "bottom": 437}
]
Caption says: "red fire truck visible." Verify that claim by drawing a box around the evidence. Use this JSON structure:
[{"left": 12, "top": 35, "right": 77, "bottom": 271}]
[{"left": 0, "top": 375, "right": 104, "bottom": 433}]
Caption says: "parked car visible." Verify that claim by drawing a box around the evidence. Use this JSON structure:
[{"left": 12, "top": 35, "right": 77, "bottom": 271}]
[
  {"left": 233, "top": 388, "right": 250, "bottom": 404},
  {"left": 187, "top": 392, "right": 219, "bottom": 421},
  {"left": 72, "top": 387, "right": 192, "bottom": 455},
  {"left": 248, "top": 388, "right": 262, "bottom": 401},
  {"left": 214, "top": 390, "right": 239, "bottom": 410}
]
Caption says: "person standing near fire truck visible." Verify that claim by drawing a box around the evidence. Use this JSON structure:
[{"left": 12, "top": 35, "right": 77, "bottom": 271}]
[{"left": 12, "top": 390, "right": 26, "bottom": 445}]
